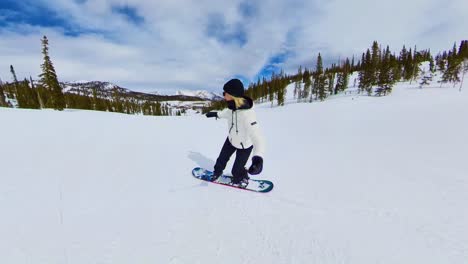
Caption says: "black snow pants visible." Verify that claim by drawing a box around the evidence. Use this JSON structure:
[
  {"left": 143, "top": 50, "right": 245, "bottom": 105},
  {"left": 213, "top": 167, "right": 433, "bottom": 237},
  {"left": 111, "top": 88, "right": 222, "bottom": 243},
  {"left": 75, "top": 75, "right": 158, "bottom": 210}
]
[{"left": 214, "top": 137, "right": 253, "bottom": 182}]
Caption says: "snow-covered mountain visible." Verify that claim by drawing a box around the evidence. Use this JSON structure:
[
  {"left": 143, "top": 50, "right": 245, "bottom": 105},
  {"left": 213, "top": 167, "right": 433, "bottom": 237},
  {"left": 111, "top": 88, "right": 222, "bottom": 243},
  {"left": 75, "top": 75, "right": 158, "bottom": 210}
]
[
  {"left": 174, "top": 90, "right": 223, "bottom": 101},
  {"left": 61, "top": 80, "right": 220, "bottom": 102},
  {"left": 150, "top": 89, "right": 222, "bottom": 101},
  {"left": 62, "top": 80, "right": 222, "bottom": 101},
  {"left": 59, "top": 80, "right": 214, "bottom": 114},
  {"left": 62, "top": 81, "right": 129, "bottom": 97},
  {"left": 1, "top": 75, "right": 467, "bottom": 263}
]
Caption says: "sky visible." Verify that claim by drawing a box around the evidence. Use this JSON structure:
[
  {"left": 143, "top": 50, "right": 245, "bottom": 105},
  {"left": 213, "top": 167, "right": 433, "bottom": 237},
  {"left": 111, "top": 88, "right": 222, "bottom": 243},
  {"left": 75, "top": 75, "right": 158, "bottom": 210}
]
[{"left": 0, "top": 0, "right": 467, "bottom": 93}]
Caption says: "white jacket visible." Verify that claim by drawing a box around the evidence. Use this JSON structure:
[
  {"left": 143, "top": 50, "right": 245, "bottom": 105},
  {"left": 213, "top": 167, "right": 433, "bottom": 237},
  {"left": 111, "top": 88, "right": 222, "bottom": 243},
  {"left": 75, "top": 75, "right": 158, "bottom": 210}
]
[{"left": 216, "top": 98, "right": 266, "bottom": 158}]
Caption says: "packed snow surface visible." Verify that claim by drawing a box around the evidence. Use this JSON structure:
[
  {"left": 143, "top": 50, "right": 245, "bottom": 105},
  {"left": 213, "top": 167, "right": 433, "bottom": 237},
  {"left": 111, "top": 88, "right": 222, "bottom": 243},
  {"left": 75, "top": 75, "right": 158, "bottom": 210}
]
[{"left": 1, "top": 81, "right": 467, "bottom": 263}]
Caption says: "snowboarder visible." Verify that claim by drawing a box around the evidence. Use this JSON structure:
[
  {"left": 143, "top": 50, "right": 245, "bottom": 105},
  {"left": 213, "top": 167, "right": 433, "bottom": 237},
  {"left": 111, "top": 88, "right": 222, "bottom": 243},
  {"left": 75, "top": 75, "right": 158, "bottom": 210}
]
[{"left": 205, "top": 78, "right": 266, "bottom": 187}]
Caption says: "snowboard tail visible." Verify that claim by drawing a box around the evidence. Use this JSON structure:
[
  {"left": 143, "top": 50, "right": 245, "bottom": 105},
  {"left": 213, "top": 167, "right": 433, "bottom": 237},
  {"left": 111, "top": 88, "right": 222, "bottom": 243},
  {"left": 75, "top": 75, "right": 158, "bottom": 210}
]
[{"left": 192, "top": 167, "right": 274, "bottom": 193}]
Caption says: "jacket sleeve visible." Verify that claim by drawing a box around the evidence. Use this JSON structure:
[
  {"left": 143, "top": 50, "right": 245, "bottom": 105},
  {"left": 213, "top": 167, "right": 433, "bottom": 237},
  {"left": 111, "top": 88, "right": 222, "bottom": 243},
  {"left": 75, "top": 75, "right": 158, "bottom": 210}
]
[
  {"left": 245, "top": 111, "right": 266, "bottom": 158},
  {"left": 216, "top": 108, "right": 230, "bottom": 119}
]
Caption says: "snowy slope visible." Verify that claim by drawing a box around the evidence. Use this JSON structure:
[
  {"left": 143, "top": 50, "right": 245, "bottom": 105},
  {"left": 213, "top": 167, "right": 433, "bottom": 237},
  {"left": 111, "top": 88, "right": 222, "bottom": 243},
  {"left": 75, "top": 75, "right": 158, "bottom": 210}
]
[{"left": 1, "top": 80, "right": 467, "bottom": 263}]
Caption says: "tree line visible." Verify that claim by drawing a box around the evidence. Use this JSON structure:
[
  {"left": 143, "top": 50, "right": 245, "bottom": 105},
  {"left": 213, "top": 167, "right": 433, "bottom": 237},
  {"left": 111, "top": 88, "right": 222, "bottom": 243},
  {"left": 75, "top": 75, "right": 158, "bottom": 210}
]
[
  {"left": 204, "top": 39, "right": 468, "bottom": 112},
  {"left": 0, "top": 36, "right": 177, "bottom": 116},
  {"left": 2, "top": 37, "right": 467, "bottom": 114}
]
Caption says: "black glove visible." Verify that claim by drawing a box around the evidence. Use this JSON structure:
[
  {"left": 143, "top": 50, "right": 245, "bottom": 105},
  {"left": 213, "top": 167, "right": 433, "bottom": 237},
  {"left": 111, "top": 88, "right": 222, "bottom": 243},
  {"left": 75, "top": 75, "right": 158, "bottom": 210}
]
[
  {"left": 205, "top": 111, "right": 218, "bottom": 118},
  {"left": 248, "top": 156, "right": 263, "bottom": 175}
]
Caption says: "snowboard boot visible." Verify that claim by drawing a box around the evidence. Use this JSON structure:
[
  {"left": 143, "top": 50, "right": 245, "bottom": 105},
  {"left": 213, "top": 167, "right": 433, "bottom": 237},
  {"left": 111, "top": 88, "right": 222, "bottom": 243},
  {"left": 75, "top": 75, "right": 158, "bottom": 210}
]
[
  {"left": 211, "top": 170, "right": 222, "bottom": 182},
  {"left": 231, "top": 174, "right": 250, "bottom": 188}
]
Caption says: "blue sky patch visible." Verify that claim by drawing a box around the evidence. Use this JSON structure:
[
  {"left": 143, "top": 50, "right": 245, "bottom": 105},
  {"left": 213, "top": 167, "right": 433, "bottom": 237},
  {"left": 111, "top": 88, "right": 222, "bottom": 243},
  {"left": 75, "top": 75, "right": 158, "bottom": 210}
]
[
  {"left": 0, "top": 0, "right": 89, "bottom": 36},
  {"left": 238, "top": 1, "right": 258, "bottom": 18},
  {"left": 111, "top": 5, "right": 144, "bottom": 26},
  {"left": 1, "top": 1, "right": 63, "bottom": 27},
  {"left": 254, "top": 51, "right": 294, "bottom": 81},
  {"left": 205, "top": 13, "right": 248, "bottom": 47}
]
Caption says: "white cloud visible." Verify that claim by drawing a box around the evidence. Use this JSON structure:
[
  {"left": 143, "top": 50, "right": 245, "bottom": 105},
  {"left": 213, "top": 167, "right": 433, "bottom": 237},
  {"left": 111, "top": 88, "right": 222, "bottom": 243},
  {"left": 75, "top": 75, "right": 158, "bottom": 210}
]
[{"left": 0, "top": 0, "right": 467, "bottom": 92}]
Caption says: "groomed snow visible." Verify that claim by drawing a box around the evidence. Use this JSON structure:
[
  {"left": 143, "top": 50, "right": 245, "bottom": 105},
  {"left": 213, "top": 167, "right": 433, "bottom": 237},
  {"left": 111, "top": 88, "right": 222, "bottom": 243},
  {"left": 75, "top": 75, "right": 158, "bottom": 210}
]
[{"left": 1, "top": 79, "right": 467, "bottom": 263}]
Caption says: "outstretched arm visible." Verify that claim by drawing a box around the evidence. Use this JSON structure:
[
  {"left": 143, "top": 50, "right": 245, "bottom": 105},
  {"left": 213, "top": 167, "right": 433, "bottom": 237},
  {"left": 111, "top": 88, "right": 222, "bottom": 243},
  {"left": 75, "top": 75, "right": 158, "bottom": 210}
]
[
  {"left": 205, "top": 108, "right": 229, "bottom": 119},
  {"left": 205, "top": 112, "right": 218, "bottom": 118}
]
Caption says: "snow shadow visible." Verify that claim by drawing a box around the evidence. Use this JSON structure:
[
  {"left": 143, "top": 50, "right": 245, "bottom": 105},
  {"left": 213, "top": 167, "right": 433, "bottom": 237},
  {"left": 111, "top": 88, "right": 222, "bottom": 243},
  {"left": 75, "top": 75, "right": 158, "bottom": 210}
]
[{"left": 188, "top": 151, "right": 214, "bottom": 169}]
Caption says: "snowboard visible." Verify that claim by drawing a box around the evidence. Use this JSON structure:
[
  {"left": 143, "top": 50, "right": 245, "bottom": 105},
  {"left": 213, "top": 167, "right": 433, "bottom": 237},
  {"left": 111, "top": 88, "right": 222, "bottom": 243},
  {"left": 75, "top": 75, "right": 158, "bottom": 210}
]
[{"left": 192, "top": 167, "right": 274, "bottom": 193}]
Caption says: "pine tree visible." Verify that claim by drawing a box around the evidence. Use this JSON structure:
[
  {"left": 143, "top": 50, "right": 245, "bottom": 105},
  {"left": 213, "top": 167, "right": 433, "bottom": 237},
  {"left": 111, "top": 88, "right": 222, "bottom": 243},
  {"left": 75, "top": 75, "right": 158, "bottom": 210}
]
[
  {"left": 389, "top": 52, "right": 401, "bottom": 82},
  {"left": 411, "top": 46, "right": 418, "bottom": 83},
  {"left": 113, "top": 90, "right": 124, "bottom": 112},
  {"left": 359, "top": 50, "right": 373, "bottom": 95},
  {"left": 19, "top": 79, "right": 40, "bottom": 109},
  {"left": 10, "top": 66, "right": 36, "bottom": 108},
  {"left": 327, "top": 72, "right": 335, "bottom": 95},
  {"left": 9, "top": 65, "right": 19, "bottom": 100},
  {"left": 0, "top": 83, "right": 6, "bottom": 107},
  {"left": 339, "top": 58, "right": 351, "bottom": 93},
  {"left": 15, "top": 80, "right": 27, "bottom": 108},
  {"left": 344, "top": 58, "right": 351, "bottom": 73},
  {"left": 429, "top": 56, "right": 436, "bottom": 73},
  {"left": 399, "top": 45, "right": 408, "bottom": 69},
  {"left": 92, "top": 88, "right": 106, "bottom": 111},
  {"left": 376, "top": 46, "right": 393, "bottom": 96},
  {"left": 31, "top": 76, "right": 44, "bottom": 108},
  {"left": 313, "top": 53, "right": 326, "bottom": 102},
  {"left": 442, "top": 43, "right": 462, "bottom": 86},
  {"left": 458, "top": 40, "right": 468, "bottom": 59},
  {"left": 106, "top": 100, "right": 114, "bottom": 112},
  {"left": 358, "top": 53, "right": 366, "bottom": 93},
  {"left": 39, "top": 36, "right": 65, "bottom": 110},
  {"left": 154, "top": 101, "right": 162, "bottom": 115},
  {"left": 276, "top": 70, "right": 286, "bottom": 106},
  {"left": 403, "top": 48, "right": 414, "bottom": 81},
  {"left": 10, "top": 65, "right": 18, "bottom": 84},
  {"left": 370, "top": 41, "right": 381, "bottom": 85},
  {"left": 302, "top": 68, "right": 311, "bottom": 102},
  {"left": 436, "top": 52, "right": 447, "bottom": 72},
  {"left": 457, "top": 40, "right": 468, "bottom": 91},
  {"left": 335, "top": 72, "right": 344, "bottom": 94},
  {"left": 460, "top": 59, "right": 468, "bottom": 91}
]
